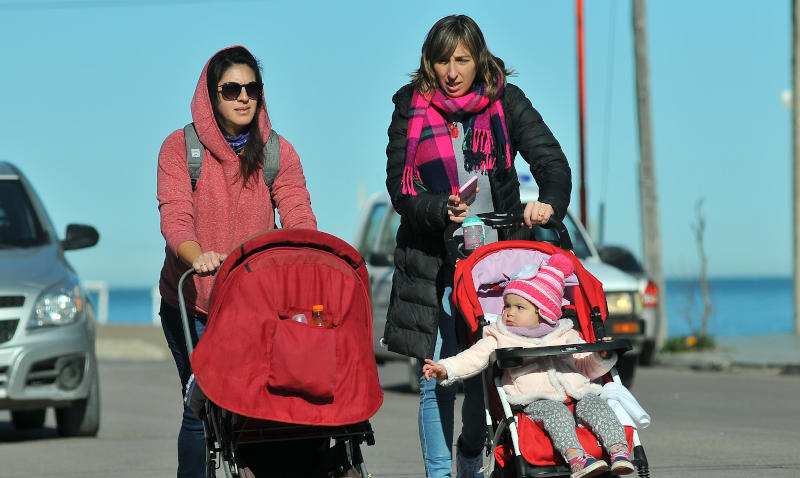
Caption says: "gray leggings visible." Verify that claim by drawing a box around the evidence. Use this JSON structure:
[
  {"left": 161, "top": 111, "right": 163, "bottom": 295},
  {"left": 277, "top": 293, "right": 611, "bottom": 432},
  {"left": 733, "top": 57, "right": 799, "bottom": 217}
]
[{"left": 523, "top": 395, "right": 626, "bottom": 456}]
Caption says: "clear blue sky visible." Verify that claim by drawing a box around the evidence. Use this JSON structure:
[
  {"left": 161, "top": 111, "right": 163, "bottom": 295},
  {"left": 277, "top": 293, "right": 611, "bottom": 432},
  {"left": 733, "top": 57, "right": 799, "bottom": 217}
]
[{"left": 0, "top": 0, "right": 790, "bottom": 287}]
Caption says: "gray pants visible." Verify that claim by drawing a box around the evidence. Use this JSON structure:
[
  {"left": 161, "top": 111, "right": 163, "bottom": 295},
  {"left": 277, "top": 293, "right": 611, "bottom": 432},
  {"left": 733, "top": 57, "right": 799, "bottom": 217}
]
[{"left": 523, "top": 395, "right": 626, "bottom": 456}]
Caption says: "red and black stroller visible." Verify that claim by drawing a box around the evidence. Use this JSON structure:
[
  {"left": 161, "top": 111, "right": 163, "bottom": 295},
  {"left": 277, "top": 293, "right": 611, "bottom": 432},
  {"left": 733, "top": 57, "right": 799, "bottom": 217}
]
[
  {"left": 449, "top": 213, "right": 650, "bottom": 478},
  {"left": 178, "top": 229, "right": 383, "bottom": 477}
]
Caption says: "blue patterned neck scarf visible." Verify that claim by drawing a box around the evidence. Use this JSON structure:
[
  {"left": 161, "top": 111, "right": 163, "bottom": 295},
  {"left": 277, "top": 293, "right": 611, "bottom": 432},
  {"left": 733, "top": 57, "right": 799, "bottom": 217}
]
[{"left": 225, "top": 132, "right": 249, "bottom": 153}]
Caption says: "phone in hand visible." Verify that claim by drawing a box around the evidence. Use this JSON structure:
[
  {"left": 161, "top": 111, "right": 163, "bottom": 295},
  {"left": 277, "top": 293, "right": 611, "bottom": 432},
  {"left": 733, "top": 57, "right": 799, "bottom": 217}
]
[{"left": 458, "top": 175, "right": 478, "bottom": 205}]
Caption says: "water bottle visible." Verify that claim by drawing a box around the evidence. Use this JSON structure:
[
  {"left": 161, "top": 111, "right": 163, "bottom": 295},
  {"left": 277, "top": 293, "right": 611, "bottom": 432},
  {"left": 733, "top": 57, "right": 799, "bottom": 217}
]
[
  {"left": 310, "top": 304, "right": 330, "bottom": 327},
  {"left": 462, "top": 217, "right": 485, "bottom": 251},
  {"left": 292, "top": 313, "right": 308, "bottom": 324}
]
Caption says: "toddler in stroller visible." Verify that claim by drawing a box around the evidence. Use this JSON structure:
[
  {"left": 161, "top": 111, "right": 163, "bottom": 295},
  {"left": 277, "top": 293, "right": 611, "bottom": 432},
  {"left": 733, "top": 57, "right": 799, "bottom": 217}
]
[
  {"left": 179, "top": 229, "right": 383, "bottom": 477},
  {"left": 424, "top": 253, "right": 637, "bottom": 478}
]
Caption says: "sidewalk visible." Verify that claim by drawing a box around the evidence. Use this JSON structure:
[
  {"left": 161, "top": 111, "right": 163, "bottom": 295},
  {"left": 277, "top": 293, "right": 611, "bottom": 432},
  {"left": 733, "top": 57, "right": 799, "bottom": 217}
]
[
  {"left": 655, "top": 333, "right": 800, "bottom": 374},
  {"left": 95, "top": 324, "right": 800, "bottom": 374},
  {"left": 96, "top": 323, "right": 171, "bottom": 361}
]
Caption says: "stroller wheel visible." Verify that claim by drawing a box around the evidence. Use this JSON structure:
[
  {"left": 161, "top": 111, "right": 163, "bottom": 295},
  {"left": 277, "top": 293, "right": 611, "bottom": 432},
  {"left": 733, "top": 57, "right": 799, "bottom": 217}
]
[{"left": 205, "top": 454, "right": 216, "bottom": 478}]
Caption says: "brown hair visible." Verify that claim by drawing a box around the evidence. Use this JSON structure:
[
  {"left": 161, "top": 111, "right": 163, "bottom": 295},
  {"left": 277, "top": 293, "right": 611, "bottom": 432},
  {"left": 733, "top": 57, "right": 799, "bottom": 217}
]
[
  {"left": 411, "top": 15, "right": 513, "bottom": 100},
  {"left": 207, "top": 46, "right": 264, "bottom": 185}
]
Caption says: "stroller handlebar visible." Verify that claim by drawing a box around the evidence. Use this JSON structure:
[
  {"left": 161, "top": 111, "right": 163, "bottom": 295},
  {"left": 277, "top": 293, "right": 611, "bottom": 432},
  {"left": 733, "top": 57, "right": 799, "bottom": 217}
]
[
  {"left": 444, "top": 213, "right": 573, "bottom": 263},
  {"left": 177, "top": 268, "right": 198, "bottom": 356},
  {"left": 494, "top": 338, "right": 632, "bottom": 369},
  {"left": 477, "top": 213, "right": 573, "bottom": 251}
]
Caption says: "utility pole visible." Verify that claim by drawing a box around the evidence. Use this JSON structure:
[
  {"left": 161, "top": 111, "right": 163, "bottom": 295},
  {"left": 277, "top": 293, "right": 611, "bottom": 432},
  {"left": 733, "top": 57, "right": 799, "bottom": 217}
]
[
  {"left": 632, "top": 0, "right": 668, "bottom": 349},
  {"left": 576, "top": 0, "right": 588, "bottom": 228},
  {"left": 793, "top": 0, "right": 800, "bottom": 334}
]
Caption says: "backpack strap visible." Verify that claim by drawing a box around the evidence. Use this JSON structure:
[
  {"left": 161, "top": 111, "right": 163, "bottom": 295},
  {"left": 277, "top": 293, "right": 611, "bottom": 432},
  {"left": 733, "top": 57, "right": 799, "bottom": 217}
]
[
  {"left": 262, "top": 129, "right": 280, "bottom": 188},
  {"left": 184, "top": 123, "right": 280, "bottom": 192},
  {"left": 184, "top": 123, "right": 204, "bottom": 191}
]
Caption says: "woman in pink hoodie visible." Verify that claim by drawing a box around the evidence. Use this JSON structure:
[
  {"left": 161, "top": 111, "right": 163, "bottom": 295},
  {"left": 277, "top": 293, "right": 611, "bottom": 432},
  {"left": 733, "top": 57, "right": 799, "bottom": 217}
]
[{"left": 156, "top": 46, "right": 316, "bottom": 478}]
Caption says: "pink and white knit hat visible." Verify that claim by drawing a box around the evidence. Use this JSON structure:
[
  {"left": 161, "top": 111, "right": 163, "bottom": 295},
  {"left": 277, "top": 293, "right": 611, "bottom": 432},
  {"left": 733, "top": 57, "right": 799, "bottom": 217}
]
[{"left": 502, "top": 253, "right": 574, "bottom": 324}]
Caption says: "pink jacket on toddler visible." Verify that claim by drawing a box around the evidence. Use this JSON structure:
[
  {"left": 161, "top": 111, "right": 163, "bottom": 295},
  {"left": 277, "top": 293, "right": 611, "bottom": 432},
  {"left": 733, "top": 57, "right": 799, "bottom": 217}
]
[{"left": 438, "top": 319, "right": 616, "bottom": 405}]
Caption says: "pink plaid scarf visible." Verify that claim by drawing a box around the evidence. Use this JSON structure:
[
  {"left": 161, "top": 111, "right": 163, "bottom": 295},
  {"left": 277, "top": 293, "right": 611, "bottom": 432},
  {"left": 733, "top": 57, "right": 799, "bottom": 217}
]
[{"left": 402, "top": 81, "right": 511, "bottom": 196}]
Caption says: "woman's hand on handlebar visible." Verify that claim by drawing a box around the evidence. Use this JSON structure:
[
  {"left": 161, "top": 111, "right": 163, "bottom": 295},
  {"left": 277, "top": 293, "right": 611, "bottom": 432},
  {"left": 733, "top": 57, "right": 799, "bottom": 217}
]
[
  {"left": 523, "top": 201, "right": 554, "bottom": 227},
  {"left": 192, "top": 251, "right": 228, "bottom": 276},
  {"left": 447, "top": 190, "right": 478, "bottom": 224}
]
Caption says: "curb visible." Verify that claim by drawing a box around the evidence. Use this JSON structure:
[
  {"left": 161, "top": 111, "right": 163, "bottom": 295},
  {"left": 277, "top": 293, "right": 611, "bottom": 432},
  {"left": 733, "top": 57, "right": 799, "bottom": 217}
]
[{"left": 655, "top": 352, "right": 800, "bottom": 376}]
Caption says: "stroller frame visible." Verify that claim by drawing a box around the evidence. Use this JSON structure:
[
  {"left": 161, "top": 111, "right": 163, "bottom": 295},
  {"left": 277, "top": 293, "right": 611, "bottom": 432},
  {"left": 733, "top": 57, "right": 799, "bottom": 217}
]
[{"left": 449, "top": 214, "right": 651, "bottom": 478}]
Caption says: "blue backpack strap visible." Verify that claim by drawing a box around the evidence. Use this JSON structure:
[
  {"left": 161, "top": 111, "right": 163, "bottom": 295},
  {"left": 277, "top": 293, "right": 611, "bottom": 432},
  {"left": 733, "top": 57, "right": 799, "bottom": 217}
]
[{"left": 184, "top": 123, "right": 204, "bottom": 191}]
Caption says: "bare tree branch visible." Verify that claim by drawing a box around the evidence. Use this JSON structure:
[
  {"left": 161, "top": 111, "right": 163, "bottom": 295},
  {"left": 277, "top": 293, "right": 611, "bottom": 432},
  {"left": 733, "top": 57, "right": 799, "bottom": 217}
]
[{"left": 691, "top": 199, "right": 712, "bottom": 337}]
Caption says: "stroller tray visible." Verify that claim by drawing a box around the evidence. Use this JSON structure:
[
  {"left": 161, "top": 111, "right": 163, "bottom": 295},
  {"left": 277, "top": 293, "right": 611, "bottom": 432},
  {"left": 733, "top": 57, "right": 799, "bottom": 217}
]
[{"left": 495, "top": 339, "right": 632, "bottom": 368}]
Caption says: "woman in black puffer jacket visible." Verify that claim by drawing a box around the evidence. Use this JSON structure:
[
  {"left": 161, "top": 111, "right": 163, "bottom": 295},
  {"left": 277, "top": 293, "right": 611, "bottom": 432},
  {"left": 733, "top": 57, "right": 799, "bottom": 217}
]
[{"left": 383, "top": 14, "right": 572, "bottom": 478}]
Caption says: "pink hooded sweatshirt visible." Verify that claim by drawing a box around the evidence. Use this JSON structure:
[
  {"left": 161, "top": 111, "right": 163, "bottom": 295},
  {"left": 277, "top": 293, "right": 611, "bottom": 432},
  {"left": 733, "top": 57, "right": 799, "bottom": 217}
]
[
  {"left": 438, "top": 319, "right": 616, "bottom": 405},
  {"left": 157, "top": 46, "right": 317, "bottom": 315}
]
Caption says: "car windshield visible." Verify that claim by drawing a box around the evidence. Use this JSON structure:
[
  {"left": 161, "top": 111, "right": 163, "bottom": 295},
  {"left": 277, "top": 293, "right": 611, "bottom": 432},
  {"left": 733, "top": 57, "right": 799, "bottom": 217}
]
[{"left": 0, "top": 180, "right": 48, "bottom": 247}]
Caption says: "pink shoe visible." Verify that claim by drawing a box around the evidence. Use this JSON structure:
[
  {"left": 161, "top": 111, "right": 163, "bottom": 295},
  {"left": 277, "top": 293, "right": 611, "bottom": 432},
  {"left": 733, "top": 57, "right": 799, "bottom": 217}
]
[
  {"left": 608, "top": 443, "right": 635, "bottom": 476},
  {"left": 569, "top": 455, "right": 608, "bottom": 478}
]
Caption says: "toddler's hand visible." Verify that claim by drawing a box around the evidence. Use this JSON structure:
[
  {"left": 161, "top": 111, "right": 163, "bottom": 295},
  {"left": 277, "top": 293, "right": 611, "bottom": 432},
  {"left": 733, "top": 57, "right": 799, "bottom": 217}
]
[
  {"left": 599, "top": 350, "right": 615, "bottom": 360},
  {"left": 422, "top": 359, "right": 447, "bottom": 381}
]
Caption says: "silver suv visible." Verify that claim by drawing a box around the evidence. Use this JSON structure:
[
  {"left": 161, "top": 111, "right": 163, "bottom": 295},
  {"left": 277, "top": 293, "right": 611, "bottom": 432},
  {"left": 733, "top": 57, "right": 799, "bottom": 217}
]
[
  {"left": 355, "top": 187, "right": 645, "bottom": 389},
  {"left": 0, "top": 161, "right": 100, "bottom": 436}
]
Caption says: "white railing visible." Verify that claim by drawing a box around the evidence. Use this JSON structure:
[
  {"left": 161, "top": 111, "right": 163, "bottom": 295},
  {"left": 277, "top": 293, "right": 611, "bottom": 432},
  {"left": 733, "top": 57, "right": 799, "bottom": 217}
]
[
  {"left": 83, "top": 280, "right": 109, "bottom": 324},
  {"left": 151, "top": 285, "right": 160, "bottom": 326},
  {"left": 82, "top": 281, "right": 161, "bottom": 326}
]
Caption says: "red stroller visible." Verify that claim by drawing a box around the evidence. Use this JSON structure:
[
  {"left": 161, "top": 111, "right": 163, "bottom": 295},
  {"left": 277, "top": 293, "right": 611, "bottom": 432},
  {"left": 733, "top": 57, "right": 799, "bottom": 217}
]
[
  {"left": 449, "top": 213, "right": 650, "bottom": 478},
  {"left": 178, "top": 229, "right": 383, "bottom": 477}
]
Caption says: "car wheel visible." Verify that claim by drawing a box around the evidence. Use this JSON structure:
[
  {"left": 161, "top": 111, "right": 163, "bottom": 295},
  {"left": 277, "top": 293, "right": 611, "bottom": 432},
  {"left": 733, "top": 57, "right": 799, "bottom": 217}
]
[
  {"left": 56, "top": 365, "right": 100, "bottom": 437},
  {"left": 10, "top": 409, "right": 47, "bottom": 429},
  {"left": 408, "top": 357, "right": 420, "bottom": 393},
  {"left": 616, "top": 353, "right": 638, "bottom": 389},
  {"left": 638, "top": 340, "right": 657, "bottom": 366}
]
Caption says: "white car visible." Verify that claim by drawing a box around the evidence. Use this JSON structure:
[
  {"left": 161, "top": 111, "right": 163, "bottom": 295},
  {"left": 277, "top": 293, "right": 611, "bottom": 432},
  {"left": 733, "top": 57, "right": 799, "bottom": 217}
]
[
  {"left": 595, "top": 244, "right": 660, "bottom": 365},
  {"left": 0, "top": 161, "right": 100, "bottom": 436},
  {"left": 355, "top": 186, "right": 646, "bottom": 389}
]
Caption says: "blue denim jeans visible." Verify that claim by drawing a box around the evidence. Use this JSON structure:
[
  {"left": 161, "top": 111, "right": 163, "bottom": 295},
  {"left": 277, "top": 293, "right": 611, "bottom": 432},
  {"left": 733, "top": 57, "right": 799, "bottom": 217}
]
[
  {"left": 418, "top": 286, "right": 486, "bottom": 478},
  {"left": 160, "top": 301, "right": 206, "bottom": 478}
]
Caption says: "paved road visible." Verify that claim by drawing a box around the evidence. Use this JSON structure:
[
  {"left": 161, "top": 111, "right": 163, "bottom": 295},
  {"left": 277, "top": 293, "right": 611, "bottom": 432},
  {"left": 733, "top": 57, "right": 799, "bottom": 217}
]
[{"left": 0, "top": 359, "right": 798, "bottom": 477}]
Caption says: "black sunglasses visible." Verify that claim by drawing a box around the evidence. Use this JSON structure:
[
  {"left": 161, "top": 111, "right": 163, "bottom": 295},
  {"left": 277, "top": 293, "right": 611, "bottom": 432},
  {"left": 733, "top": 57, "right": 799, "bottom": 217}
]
[{"left": 217, "top": 81, "right": 263, "bottom": 101}]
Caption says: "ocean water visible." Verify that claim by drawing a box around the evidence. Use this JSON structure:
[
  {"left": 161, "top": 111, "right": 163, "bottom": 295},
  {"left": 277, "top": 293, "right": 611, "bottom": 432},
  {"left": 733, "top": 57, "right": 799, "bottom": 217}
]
[
  {"left": 664, "top": 277, "right": 793, "bottom": 337},
  {"left": 87, "top": 287, "right": 159, "bottom": 326},
  {"left": 88, "top": 277, "right": 795, "bottom": 338}
]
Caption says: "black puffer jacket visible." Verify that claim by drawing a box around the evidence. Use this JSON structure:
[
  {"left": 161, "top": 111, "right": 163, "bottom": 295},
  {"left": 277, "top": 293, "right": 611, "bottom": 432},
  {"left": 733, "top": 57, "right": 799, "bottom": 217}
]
[{"left": 384, "top": 83, "right": 572, "bottom": 359}]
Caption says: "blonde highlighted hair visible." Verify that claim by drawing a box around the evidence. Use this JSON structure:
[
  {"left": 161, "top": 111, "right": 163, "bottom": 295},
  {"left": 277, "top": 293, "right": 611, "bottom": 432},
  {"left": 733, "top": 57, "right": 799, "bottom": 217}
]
[{"left": 411, "top": 15, "right": 513, "bottom": 101}]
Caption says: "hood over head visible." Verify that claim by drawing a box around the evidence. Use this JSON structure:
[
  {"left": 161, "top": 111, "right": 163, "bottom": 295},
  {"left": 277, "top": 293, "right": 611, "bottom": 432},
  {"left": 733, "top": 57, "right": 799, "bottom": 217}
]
[{"left": 190, "top": 45, "right": 272, "bottom": 160}]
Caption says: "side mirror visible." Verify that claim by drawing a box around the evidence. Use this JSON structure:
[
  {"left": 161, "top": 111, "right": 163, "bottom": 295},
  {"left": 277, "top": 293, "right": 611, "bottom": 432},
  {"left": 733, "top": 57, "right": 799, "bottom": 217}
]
[
  {"left": 61, "top": 224, "right": 99, "bottom": 251},
  {"left": 595, "top": 245, "right": 644, "bottom": 275},
  {"left": 368, "top": 251, "right": 393, "bottom": 267}
]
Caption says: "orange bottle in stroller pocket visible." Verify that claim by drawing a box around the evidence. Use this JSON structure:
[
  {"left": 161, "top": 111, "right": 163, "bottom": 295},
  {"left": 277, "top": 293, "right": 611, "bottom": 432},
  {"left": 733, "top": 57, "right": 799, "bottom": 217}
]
[{"left": 311, "top": 304, "right": 331, "bottom": 327}]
